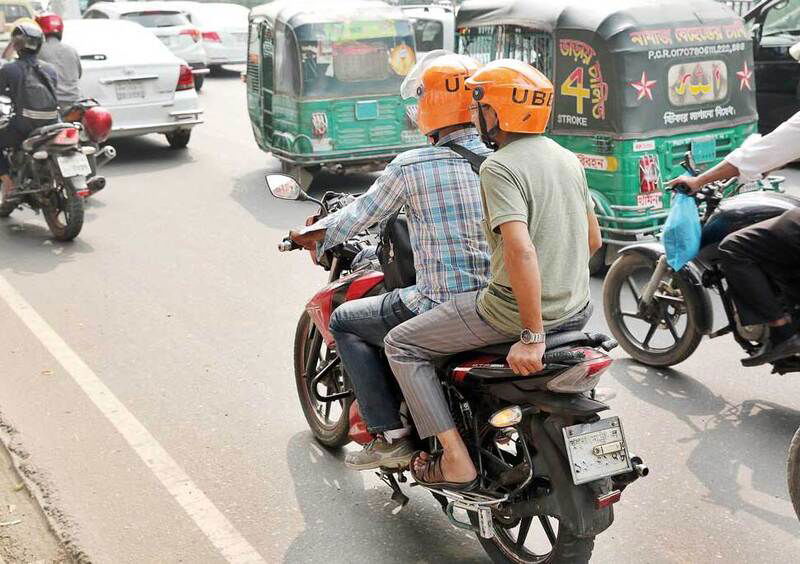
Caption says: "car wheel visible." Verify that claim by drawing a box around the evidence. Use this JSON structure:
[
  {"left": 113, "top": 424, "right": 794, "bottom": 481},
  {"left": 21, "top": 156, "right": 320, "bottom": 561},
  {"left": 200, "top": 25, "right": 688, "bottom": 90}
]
[
  {"left": 194, "top": 75, "right": 204, "bottom": 91},
  {"left": 166, "top": 130, "right": 191, "bottom": 149}
]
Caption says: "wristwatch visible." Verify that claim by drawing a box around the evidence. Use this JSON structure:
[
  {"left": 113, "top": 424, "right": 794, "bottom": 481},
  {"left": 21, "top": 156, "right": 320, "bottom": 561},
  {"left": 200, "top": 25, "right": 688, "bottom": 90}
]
[{"left": 520, "top": 328, "right": 546, "bottom": 345}]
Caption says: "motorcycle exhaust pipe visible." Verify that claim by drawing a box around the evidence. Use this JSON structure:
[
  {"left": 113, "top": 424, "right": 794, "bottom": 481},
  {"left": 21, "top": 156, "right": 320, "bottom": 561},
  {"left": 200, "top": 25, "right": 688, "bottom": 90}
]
[{"left": 95, "top": 145, "right": 117, "bottom": 168}]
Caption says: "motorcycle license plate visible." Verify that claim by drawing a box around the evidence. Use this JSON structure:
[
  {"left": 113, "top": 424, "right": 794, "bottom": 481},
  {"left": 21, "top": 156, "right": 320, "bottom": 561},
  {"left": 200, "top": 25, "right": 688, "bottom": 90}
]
[
  {"left": 563, "top": 417, "right": 633, "bottom": 485},
  {"left": 57, "top": 153, "right": 92, "bottom": 177}
]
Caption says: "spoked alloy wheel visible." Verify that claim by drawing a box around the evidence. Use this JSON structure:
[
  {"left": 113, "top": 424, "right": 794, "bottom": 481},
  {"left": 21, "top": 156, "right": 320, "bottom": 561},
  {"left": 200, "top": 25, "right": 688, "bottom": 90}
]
[
  {"left": 603, "top": 254, "right": 702, "bottom": 367},
  {"left": 470, "top": 430, "right": 594, "bottom": 564},
  {"left": 293, "top": 311, "right": 352, "bottom": 448},
  {"left": 788, "top": 426, "right": 800, "bottom": 521},
  {"left": 43, "top": 179, "right": 84, "bottom": 241}
]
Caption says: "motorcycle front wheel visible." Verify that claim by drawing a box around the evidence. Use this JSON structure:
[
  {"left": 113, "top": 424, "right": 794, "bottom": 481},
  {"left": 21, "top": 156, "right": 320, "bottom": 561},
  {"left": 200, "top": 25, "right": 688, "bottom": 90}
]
[
  {"left": 603, "top": 253, "right": 703, "bottom": 367},
  {"left": 43, "top": 177, "right": 84, "bottom": 241},
  {"left": 788, "top": 426, "right": 800, "bottom": 521},
  {"left": 293, "top": 311, "right": 352, "bottom": 448}
]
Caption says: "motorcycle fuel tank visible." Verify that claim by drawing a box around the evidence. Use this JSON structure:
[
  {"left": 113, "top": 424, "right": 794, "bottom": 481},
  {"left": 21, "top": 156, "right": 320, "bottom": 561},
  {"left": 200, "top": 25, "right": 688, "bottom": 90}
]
[{"left": 699, "top": 192, "right": 800, "bottom": 257}]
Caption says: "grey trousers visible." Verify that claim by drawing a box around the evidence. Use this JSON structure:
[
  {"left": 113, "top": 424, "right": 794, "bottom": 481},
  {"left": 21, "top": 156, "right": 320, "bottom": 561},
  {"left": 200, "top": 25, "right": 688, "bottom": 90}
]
[{"left": 384, "top": 291, "right": 592, "bottom": 438}]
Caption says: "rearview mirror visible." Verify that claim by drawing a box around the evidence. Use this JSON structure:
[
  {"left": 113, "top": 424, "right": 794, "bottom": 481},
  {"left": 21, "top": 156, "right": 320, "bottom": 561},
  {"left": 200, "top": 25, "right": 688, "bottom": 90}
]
[{"left": 266, "top": 174, "right": 304, "bottom": 200}]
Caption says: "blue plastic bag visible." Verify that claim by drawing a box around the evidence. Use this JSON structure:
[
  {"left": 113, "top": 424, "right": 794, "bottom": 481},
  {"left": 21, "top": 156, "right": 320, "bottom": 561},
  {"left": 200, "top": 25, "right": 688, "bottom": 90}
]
[{"left": 662, "top": 192, "right": 701, "bottom": 271}]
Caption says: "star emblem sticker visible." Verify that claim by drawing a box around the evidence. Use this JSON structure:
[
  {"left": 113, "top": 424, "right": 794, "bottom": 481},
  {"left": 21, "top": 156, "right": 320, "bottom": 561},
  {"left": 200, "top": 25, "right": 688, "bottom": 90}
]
[
  {"left": 736, "top": 61, "right": 752, "bottom": 91},
  {"left": 631, "top": 71, "right": 657, "bottom": 101}
]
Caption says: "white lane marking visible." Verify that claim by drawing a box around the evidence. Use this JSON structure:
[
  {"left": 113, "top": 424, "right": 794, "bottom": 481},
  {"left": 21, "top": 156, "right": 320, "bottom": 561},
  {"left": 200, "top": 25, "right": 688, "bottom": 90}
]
[{"left": 0, "top": 275, "right": 266, "bottom": 564}]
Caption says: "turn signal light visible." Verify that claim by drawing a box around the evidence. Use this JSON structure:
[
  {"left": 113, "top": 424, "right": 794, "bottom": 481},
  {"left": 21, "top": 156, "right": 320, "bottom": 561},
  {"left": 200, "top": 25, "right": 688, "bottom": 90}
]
[
  {"left": 176, "top": 65, "right": 195, "bottom": 91},
  {"left": 202, "top": 31, "right": 221, "bottom": 43},
  {"left": 488, "top": 405, "right": 522, "bottom": 429}
]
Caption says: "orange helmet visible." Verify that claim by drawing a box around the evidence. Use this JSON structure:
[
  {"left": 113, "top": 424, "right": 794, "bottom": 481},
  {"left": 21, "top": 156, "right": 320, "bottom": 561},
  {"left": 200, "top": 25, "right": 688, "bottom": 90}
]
[
  {"left": 465, "top": 59, "right": 554, "bottom": 134},
  {"left": 401, "top": 51, "right": 479, "bottom": 136}
]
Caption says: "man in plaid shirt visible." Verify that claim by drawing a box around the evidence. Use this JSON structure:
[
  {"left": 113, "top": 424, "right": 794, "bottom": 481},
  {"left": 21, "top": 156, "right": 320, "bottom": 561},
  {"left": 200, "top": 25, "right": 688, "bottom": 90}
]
[{"left": 290, "top": 53, "right": 490, "bottom": 470}]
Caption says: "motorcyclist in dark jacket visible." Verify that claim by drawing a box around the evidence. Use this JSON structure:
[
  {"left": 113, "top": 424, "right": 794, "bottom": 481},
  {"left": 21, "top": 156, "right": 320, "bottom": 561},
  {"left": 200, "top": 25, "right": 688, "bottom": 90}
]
[{"left": 0, "top": 23, "right": 59, "bottom": 204}]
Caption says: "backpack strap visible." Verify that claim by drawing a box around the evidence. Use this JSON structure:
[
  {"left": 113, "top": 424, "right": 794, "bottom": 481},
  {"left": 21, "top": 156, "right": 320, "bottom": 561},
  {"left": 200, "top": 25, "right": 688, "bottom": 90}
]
[{"left": 442, "top": 141, "right": 487, "bottom": 175}]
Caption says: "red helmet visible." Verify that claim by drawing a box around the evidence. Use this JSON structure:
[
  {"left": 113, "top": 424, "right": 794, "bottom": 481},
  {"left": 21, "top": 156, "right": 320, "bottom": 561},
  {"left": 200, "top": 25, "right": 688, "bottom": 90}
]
[{"left": 36, "top": 13, "right": 64, "bottom": 37}]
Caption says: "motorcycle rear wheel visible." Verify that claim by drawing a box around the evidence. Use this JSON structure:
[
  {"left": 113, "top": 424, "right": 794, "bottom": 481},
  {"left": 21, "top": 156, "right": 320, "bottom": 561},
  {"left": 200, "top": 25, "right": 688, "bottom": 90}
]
[
  {"left": 43, "top": 179, "right": 84, "bottom": 242},
  {"left": 293, "top": 311, "right": 352, "bottom": 448},
  {"left": 788, "top": 426, "right": 800, "bottom": 521},
  {"left": 603, "top": 253, "right": 703, "bottom": 367}
]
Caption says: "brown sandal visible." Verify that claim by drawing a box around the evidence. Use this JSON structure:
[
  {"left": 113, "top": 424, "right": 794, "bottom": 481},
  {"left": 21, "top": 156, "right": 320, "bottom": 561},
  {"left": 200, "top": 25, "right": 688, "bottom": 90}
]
[{"left": 409, "top": 451, "right": 478, "bottom": 492}]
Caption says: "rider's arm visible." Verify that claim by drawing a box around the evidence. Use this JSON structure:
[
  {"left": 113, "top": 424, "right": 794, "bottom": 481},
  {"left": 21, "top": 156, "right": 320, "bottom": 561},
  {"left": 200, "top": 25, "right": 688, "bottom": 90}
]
[
  {"left": 582, "top": 169, "right": 602, "bottom": 255},
  {"left": 725, "top": 110, "right": 800, "bottom": 182},
  {"left": 312, "top": 162, "right": 406, "bottom": 252}
]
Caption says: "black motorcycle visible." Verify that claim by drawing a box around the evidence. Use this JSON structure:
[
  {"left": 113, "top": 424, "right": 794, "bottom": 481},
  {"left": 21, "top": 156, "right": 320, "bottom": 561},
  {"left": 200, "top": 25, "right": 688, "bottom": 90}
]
[
  {"left": 0, "top": 96, "right": 115, "bottom": 241},
  {"left": 603, "top": 155, "right": 800, "bottom": 373}
]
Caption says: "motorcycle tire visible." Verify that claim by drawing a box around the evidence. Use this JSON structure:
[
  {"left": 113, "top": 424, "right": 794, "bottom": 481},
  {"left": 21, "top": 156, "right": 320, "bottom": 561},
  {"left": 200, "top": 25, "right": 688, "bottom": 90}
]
[
  {"left": 293, "top": 311, "right": 352, "bottom": 448},
  {"left": 470, "top": 513, "right": 594, "bottom": 564},
  {"left": 788, "top": 426, "right": 800, "bottom": 521},
  {"left": 603, "top": 253, "right": 703, "bottom": 367},
  {"left": 43, "top": 179, "right": 84, "bottom": 242}
]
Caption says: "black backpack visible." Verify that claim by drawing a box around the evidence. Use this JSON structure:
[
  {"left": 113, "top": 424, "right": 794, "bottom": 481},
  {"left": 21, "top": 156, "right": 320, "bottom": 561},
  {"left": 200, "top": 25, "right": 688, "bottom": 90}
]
[
  {"left": 376, "top": 143, "right": 487, "bottom": 291},
  {"left": 17, "top": 60, "right": 58, "bottom": 127}
]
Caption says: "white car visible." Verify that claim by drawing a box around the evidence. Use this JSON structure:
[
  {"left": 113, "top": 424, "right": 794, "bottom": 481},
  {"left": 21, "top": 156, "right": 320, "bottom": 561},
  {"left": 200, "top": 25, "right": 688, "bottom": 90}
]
[
  {"left": 166, "top": 2, "right": 248, "bottom": 68},
  {"left": 83, "top": 1, "right": 209, "bottom": 91},
  {"left": 63, "top": 19, "right": 203, "bottom": 148}
]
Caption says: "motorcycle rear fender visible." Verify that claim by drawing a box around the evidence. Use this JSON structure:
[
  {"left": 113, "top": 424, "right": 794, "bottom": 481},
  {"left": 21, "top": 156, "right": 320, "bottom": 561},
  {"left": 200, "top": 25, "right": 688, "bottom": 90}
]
[
  {"left": 618, "top": 243, "right": 714, "bottom": 335},
  {"left": 508, "top": 416, "right": 614, "bottom": 537}
]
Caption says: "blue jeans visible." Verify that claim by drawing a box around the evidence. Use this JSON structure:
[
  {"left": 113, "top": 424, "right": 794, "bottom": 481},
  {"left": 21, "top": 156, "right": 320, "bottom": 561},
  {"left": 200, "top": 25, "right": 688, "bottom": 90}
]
[{"left": 329, "top": 289, "right": 416, "bottom": 433}]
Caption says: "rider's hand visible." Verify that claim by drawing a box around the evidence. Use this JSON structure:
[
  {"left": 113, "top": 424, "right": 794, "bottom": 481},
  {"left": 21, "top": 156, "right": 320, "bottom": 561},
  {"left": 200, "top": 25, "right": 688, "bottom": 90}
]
[
  {"left": 305, "top": 214, "right": 320, "bottom": 227},
  {"left": 507, "top": 341, "right": 546, "bottom": 376},
  {"left": 667, "top": 175, "right": 704, "bottom": 194},
  {"left": 289, "top": 229, "right": 325, "bottom": 251}
]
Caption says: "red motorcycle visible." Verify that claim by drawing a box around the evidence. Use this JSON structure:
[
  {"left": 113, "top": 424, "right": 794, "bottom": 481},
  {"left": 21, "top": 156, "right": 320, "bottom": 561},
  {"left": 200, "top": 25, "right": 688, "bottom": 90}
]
[{"left": 268, "top": 174, "right": 647, "bottom": 563}]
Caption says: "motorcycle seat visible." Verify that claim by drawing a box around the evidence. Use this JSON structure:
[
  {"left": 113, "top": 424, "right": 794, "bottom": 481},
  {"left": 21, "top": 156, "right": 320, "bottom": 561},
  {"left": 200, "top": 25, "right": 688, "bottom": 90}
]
[{"left": 475, "top": 331, "right": 613, "bottom": 357}]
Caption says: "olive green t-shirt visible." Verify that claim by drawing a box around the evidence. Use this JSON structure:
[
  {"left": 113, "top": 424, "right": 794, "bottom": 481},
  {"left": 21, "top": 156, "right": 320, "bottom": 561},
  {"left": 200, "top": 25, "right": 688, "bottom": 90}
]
[{"left": 476, "top": 135, "right": 593, "bottom": 336}]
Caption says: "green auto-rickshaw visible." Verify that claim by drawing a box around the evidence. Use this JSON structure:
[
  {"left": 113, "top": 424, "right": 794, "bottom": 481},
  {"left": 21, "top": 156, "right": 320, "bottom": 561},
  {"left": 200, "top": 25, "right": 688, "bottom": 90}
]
[
  {"left": 246, "top": 0, "right": 428, "bottom": 188},
  {"left": 457, "top": 0, "right": 763, "bottom": 273}
]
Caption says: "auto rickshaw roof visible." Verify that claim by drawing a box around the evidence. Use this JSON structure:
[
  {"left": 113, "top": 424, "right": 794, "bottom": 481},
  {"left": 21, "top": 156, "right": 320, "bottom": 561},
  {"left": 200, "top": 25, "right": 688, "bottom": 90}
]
[
  {"left": 250, "top": 0, "right": 409, "bottom": 27},
  {"left": 456, "top": 0, "right": 742, "bottom": 38}
]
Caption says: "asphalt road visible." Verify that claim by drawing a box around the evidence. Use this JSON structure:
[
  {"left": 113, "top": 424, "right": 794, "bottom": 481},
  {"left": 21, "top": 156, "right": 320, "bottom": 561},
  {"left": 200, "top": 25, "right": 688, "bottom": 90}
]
[{"left": 0, "top": 69, "right": 799, "bottom": 563}]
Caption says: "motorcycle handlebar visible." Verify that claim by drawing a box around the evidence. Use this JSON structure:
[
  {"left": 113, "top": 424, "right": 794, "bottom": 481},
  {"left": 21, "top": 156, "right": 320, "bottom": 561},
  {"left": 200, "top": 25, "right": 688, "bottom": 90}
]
[{"left": 278, "top": 237, "right": 300, "bottom": 252}]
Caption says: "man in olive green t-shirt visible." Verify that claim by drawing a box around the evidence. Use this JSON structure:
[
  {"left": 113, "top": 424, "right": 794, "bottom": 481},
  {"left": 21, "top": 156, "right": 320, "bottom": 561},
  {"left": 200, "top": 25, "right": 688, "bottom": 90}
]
[{"left": 385, "top": 60, "right": 602, "bottom": 490}]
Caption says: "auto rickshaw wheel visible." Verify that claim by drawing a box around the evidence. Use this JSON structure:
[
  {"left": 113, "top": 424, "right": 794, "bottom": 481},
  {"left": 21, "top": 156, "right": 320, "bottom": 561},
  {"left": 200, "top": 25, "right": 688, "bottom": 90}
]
[{"left": 280, "top": 162, "right": 319, "bottom": 191}]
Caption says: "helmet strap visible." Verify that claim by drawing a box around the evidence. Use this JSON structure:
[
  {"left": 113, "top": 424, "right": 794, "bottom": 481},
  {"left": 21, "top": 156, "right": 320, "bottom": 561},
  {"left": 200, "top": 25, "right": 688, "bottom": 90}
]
[{"left": 477, "top": 104, "right": 499, "bottom": 151}]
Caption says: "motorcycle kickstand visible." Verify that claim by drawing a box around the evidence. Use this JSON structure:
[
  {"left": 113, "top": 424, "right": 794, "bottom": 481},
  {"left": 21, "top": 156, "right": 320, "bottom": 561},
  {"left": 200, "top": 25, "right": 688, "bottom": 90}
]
[{"left": 377, "top": 470, "right": 410, "bottom": 509}]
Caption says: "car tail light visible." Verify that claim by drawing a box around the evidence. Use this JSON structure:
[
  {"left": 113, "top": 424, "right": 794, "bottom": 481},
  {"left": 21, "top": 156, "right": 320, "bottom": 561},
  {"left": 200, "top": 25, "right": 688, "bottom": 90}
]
[
  {"left": 202, "top": 31, "right": 221, "bottom": 42},
  {"left": 176, "top": 65, "right": 194, "bottom": 91},
  {"left": 638, "top": 155, "right": 660, "bottom": 194},
  {"left": 82, "top": 107, "right": 113, "bottom": 143},
  {"left": 311, "top": 112, "right": 328, "bottom": 137},
  {"left": 546, "top": 348, "right": 612, "bottom": 393},
  {"left": 52, "top": 128, "right": 79, "bottom": 146},
  {"left": 180, "top": 28, "right": 201, "bottom": 43}
]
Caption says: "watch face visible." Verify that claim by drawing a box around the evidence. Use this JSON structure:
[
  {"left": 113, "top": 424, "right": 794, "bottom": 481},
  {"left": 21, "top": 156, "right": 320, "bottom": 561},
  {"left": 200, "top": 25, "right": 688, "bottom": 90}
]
[{"left": 521, "top": 329, "right": 544, "bottom": 344}]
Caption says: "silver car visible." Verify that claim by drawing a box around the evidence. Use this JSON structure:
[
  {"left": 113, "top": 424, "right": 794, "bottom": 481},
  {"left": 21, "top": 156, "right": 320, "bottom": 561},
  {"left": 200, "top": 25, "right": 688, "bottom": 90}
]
[
  {"left": 168, "top": 2, "right": 248, "bottom": 68},
  {"left": 83, "top": 1, "right": 209, "bottom": 91}
]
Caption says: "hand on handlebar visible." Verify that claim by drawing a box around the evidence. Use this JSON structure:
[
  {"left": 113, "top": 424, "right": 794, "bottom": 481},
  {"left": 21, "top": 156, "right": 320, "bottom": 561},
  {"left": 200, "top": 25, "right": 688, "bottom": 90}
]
[
  {"left": 507, "top": 341, "right": 546, "bottom": 376},
  {"left": 289, "top": 228, "right": 325, "bottom": 251},
  {"left": 666, "top": 175, "right": 704, "bottom": 195}
]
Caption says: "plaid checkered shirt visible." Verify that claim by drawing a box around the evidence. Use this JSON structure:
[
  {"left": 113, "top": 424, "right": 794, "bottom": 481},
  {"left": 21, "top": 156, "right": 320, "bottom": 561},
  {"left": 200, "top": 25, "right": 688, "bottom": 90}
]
[{"left": 313, "top": 127, "right": 491, "bottom": 313}]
